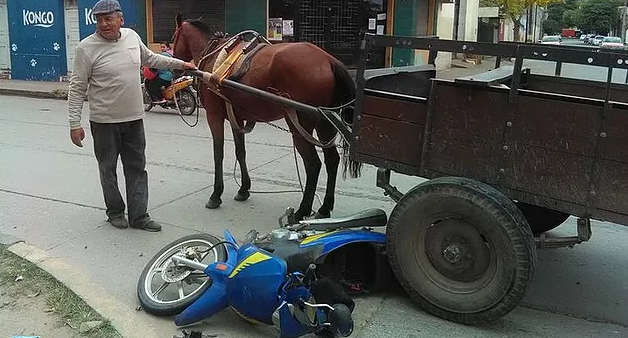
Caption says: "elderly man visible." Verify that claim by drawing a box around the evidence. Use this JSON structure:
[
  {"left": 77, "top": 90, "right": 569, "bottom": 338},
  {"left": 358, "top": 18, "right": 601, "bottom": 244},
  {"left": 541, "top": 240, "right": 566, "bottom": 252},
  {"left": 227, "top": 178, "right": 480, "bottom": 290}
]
[{"left": 67, "top": 0, "right": 196, "bottom": 232}]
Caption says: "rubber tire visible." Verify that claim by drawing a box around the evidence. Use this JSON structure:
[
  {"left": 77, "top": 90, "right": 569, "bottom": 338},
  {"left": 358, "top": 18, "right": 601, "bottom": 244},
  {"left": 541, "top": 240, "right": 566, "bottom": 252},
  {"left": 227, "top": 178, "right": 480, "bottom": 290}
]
[
  {"left": 515, "top": 202, "right": 570, "bottom": 235},
  {"left": 178, "top": 89, "right": 197, "bottom": 116},
  {"left": 141, "top": 84, "right": 153, "bottom": 112},
  {"left": 386, "top": 177, "right": 536, "bottom": 325},
  {"left": 137, "top": 233, "right": 227, "bottom": 316}
]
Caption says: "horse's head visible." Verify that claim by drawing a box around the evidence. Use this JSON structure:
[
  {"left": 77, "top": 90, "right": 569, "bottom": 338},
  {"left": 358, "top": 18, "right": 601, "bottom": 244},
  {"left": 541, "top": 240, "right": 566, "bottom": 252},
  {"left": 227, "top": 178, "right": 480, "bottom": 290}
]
[{"left": 172, "top": 13, "right": 228, "bottom": 68}]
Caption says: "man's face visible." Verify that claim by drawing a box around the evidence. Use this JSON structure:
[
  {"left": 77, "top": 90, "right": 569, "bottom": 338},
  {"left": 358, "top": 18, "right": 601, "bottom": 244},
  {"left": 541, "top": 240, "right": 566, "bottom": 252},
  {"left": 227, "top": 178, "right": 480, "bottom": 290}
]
[{"left": 96, "top": 12, "right": 124, "bottom": 40}]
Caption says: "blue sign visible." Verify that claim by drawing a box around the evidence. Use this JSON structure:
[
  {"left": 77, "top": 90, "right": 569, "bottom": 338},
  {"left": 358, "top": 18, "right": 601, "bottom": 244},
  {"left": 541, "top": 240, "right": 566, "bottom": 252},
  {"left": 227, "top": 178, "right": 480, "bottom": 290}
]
[
  {"left": 77, "top": 0, "right": 138, "bottom": 40},
  {"left": 7, "top": 0, "right": 67, "bottom": 81}
]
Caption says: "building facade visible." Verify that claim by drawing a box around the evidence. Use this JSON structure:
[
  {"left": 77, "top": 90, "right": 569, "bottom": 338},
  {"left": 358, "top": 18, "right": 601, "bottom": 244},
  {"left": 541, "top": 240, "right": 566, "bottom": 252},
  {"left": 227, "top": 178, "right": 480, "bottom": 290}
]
[{"left": 1, "top": 0, "right": 446, "bottom": 80}]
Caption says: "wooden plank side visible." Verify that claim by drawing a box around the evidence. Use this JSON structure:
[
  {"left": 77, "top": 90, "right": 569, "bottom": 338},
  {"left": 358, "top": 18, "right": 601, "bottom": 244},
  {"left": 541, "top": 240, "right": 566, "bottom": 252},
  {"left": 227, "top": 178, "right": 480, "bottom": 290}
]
[
  {"left": 526, "top": 74, "right": 628, "bottom": 104},
  {"left": 423, "top": 83, "right": 507, "bottom": 183},
  {"left": 362, "top": 94, "right": 426, "bottom": 124},
  {"left": 601, "top": 106, "right": 628, "bottom": 163},
  {"left": 592, "top": 161, "right": 628, "bottom": 215},
  {"left": 513, "top": 95, "right": 601, "bottom": 157},
  {"left": 355, "top": 114, "right": 424, "bottom": 167},
  {"left": 505, "top": 144, "right": 593, "bottom": 205}
]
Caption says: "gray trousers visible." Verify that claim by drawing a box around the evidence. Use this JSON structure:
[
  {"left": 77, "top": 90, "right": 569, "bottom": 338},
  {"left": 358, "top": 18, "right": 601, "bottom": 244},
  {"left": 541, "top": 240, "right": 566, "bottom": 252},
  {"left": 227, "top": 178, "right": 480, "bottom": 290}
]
[{"left": 90, "top": 119, "right": 151, "bottom": 227}]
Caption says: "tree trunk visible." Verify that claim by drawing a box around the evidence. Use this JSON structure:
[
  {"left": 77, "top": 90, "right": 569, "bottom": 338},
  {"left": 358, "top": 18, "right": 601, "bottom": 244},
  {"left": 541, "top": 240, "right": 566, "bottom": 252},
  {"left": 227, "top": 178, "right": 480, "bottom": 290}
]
[{"left": 511, "top": 16, "right": 523, "bottom": 42}]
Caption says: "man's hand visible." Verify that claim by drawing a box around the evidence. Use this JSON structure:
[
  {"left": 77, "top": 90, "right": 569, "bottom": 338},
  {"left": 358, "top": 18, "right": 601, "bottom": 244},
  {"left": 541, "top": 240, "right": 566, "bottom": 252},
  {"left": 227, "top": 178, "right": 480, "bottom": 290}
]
[
  {"left": 70, "top": 127, "right": 85, "bottom": 147},
  {"left": 182, "top": 61, "right": 197, "bottom": 70}
]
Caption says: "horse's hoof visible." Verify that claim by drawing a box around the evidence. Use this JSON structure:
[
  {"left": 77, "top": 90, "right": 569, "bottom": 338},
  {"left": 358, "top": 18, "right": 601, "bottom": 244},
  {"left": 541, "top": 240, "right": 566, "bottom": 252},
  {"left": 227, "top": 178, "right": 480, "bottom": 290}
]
[
  {"left": 205, "top": 198, "right": 222, "bottom": 209},
  {"left": 234, "top": 190, "right": 250, "bottom": 202}
]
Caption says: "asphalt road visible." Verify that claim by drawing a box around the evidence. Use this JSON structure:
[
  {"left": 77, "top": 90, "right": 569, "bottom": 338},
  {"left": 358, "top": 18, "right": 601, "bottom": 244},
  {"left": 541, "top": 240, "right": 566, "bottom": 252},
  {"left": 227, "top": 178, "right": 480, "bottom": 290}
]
[{"left": 1, "top": 89, "right": 627, "bottom": 337}]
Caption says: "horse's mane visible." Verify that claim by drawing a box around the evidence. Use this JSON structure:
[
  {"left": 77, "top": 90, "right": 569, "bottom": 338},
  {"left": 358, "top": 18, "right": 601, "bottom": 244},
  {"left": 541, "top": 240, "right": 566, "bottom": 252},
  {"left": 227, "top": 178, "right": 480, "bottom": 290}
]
[{"left": 184, "top": 19, "right": 228, "bottom": 39}]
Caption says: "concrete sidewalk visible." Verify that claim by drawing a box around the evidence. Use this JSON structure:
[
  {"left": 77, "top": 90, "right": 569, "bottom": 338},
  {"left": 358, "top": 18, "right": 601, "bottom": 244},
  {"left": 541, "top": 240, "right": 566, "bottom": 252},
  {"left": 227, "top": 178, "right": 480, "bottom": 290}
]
[{"left": 0, "top": 79, "right": 69, "bottom": 100}]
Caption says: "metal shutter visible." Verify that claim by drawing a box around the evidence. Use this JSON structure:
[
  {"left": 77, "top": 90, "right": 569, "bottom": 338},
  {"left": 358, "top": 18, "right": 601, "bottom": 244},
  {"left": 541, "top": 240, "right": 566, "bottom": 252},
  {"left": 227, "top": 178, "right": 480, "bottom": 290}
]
[{"left": 152, "top": 0, "right": 225, "bottom": 42}]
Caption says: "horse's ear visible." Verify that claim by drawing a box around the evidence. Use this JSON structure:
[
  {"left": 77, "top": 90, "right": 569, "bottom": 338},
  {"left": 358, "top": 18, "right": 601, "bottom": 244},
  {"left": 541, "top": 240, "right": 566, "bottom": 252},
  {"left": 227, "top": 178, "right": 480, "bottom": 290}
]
[{"left": 175, "top": 12, "right": 183, "bottom": 28}]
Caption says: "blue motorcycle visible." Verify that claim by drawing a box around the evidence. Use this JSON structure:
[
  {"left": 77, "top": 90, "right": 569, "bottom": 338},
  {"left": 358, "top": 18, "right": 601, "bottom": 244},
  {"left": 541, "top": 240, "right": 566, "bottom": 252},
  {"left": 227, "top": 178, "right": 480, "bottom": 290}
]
[{"left": 136, "top": 208, "right": 390, "bottom": 338}]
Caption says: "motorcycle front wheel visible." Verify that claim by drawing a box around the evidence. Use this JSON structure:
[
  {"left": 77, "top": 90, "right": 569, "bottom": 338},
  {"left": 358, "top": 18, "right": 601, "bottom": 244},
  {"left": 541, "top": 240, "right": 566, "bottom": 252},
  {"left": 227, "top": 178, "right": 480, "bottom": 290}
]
[{"left": 137, "top": 233, "right": 227, "bottom": 316}]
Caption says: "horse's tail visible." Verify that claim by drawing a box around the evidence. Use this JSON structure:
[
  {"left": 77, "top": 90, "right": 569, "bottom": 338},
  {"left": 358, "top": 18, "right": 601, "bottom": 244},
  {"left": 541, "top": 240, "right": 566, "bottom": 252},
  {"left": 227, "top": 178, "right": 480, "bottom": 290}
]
[{"left": 329, "top": 57, "right": 361, "bottom": 179}]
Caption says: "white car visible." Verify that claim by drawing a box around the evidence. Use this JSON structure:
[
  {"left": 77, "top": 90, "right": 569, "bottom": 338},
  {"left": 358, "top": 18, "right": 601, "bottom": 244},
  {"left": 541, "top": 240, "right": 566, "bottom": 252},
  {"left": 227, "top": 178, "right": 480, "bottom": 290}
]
[
  {"left": 600, "top": 36, "right": 625, "bottom": 50},
  {"left": 540, "top": 36, "right": 561, "bottom": 45},
  {"left": 591, "top": 35, "right": 605, "bottom": 46}
]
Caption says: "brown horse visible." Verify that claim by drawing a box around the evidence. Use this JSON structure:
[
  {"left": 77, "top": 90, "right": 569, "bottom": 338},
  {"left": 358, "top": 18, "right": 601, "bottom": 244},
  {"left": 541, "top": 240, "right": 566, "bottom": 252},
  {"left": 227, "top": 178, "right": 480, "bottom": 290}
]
[{"left": 171, "top": 14, "right": 361, "bottom": 221}]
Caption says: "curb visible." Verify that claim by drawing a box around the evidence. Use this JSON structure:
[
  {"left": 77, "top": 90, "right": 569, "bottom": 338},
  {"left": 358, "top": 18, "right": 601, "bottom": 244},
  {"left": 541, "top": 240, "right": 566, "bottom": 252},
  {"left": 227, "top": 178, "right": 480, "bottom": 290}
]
[
  {"left": 6, "top": 241, "right": 162, "bottom": 338},
  {"left": 0, "top": 88, "right": 68, "bottom": 100}
]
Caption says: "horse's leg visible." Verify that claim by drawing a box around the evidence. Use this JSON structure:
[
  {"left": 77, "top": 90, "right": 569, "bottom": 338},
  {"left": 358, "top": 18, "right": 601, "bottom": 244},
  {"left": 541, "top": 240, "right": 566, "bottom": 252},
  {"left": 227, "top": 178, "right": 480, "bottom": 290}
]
[
  {"left": 231, "top": 126, "right": 251, "bottom": 201},
  {"left": 205, "top": 95, "right": 226, "bottom": 209},
  {"left": 289, "top": 120, "right": 321, "bottom": 222},
  {"left": 313, "top": 125, "right": 340, "bottom": 219}
]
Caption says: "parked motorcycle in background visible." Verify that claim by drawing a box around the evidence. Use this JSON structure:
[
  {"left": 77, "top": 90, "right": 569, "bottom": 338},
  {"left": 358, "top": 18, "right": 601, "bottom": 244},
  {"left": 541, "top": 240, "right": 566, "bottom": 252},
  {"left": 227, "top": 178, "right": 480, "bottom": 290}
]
[{"left": 141, "top": 67, "right": 198, "bottom": 116}]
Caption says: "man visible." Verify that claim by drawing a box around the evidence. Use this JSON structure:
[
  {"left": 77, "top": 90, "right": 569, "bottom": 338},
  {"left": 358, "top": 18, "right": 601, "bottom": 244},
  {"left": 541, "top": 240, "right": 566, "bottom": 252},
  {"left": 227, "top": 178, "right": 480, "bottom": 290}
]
[
  {"left": 146, "top": 42, "right": 176, "bottom": 103},
  {"left": 67, "top": 0, "right": 196, "bottom": 232}
]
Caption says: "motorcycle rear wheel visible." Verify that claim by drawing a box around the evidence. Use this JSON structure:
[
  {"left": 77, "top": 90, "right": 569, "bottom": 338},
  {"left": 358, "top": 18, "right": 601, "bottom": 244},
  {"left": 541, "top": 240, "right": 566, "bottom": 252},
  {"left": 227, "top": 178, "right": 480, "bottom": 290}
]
[
  {"left": 137, "top": 233, "right": 227, "bottom": 316},
  {"left": 142, "top": 84, "right": 154, "bottom": 112},
  {"left": 177, "top": 89, "right": 197, "bottom": 116}
]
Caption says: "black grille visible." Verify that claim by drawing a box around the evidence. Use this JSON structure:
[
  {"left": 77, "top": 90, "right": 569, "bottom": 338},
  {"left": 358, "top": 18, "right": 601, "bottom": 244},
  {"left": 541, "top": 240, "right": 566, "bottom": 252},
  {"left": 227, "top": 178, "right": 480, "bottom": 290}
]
[
  {"left": 152, "top": 0, "right": 225, "bottom": 43},
  {"left": 297, "top": 0, "right": 361, "bottom": 66}
]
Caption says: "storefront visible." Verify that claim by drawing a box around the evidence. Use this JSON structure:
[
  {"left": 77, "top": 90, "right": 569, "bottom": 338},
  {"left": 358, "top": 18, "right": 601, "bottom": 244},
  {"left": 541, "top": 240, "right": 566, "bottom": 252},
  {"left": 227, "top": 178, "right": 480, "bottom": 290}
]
[
  {"left": 267, "top": 0, "right": 390, "bottom": 68},
  {"left": 7, "top": 0, "right": 68, "bottom": 80}
]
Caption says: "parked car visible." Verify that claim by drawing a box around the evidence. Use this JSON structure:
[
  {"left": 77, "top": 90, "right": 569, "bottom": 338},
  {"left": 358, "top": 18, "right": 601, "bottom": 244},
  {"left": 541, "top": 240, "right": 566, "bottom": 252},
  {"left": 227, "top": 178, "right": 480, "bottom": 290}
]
[
  {"left": 540, "top": 35, "right": 561, "bottom": 45},
  {"left": 591, "top": 35, "right": 605, "bottom": 46},
  {"left": 600, "top": 36, "right": 625, "bottom": 50}
]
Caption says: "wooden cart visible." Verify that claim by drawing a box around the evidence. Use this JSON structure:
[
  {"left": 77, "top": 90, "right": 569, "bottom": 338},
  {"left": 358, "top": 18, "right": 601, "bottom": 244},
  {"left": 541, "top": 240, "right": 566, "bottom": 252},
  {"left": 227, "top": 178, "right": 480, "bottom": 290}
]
[{"left": 350, "top": 33, "right": 628, "bottom": 325}]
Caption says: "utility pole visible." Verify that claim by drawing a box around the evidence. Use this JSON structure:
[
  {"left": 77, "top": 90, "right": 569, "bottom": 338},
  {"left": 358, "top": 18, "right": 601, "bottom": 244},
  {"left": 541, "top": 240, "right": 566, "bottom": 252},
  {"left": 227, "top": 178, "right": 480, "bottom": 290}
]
[{"left": 622, "top": 1, "right": 627, "bottom": 43}]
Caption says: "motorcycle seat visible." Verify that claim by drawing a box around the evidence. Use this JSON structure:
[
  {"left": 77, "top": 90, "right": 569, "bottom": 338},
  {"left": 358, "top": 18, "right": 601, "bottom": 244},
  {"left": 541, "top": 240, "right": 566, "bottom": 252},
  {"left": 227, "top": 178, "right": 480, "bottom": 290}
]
[{"left": 298, "top": 208, "right": 387, "bottom": 231}]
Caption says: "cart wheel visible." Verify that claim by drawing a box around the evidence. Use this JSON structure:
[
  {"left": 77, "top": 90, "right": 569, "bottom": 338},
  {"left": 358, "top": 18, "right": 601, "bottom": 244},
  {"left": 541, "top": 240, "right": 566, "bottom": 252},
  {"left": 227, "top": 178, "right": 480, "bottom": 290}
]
[
  {"left": 515, "top": 202, "right": 570, "bottom": 235},
  {"left": 386, "top": 177, "right": 536, "bottom": 325}
]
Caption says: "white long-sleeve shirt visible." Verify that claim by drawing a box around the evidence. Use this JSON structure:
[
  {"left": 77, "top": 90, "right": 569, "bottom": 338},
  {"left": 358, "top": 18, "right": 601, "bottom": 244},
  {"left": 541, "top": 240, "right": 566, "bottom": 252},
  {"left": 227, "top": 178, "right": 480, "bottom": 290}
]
[{"left": 67, "top": 28, "right": 185, "bottom": 129}]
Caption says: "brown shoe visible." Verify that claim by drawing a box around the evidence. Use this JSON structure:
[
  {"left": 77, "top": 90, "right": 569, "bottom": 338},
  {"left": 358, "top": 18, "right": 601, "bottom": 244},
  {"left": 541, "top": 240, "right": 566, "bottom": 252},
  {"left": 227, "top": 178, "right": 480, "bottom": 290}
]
[
  {"left": 131, "top": 220, "right": 162, "bottom": 232},
  {"left": 108, "top": 217, "right": 129, "bottom": 229}
]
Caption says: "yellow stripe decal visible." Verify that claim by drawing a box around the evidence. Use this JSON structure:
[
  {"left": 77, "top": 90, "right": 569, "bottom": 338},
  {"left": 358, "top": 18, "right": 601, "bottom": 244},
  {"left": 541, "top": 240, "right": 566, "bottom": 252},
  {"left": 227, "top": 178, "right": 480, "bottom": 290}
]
[
  {"left": 300, "top": 231, "right": 337, "bottom": 245},
  {"left": 228, "top": 251, "right": 271, "bottom": 278}
]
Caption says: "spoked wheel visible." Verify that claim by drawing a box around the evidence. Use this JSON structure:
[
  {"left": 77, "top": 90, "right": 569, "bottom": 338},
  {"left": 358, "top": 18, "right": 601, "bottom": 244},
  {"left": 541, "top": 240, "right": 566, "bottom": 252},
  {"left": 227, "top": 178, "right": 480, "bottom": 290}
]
[
  {"left": 142, "top": 84, "right": 154, "bottom": 112},
  {"left": 387, "top": 177, "right": 536, "bottom": 325},
  {"left": 176, "top": 89, "right": 197, "bottom": 116},
  {"left": 137, "top": 234, "right": 227, "bottom": 316}
]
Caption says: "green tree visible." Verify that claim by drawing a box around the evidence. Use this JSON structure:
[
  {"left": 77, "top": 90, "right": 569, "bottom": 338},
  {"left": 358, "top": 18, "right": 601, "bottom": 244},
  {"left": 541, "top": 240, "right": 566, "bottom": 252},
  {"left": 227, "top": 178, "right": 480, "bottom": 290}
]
[
  {"left": 481, "top": 0, "right": 564, "bottom": 41},
  {"left": 576, "top": 0, "right": 623, "bottom": 35},
  {"left": 543, "top": 19, "right": 560, "bottom": 35},
  {"left": 545, "top": 0, "right": 581, "bottom": 28},
  {"left": 562, "top": 9, "right": 579, "bottom": 28}
]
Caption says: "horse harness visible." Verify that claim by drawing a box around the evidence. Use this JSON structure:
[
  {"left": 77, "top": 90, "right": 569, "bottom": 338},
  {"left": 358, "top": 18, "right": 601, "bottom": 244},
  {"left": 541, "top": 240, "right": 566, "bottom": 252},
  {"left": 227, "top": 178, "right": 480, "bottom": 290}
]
[{"left": 196, "top": 31, "right": 337, "bottom": 148}]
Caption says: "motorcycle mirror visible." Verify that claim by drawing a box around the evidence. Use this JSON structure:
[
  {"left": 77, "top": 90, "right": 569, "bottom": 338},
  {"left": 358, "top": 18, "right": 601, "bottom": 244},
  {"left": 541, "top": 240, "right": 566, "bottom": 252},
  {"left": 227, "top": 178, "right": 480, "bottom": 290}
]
[{"left": 328, "top": 303, "right": 354, "bottom": 337}]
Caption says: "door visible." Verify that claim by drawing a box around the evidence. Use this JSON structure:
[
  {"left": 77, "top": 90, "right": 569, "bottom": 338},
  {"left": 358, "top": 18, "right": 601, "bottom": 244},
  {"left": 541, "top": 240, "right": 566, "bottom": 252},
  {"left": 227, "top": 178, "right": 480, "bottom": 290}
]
[
  {"left": 65, "top": 0, "right": 79, "bottom": 73},
  {"left": 0, "top": 0, "right": 10, "bottom": 71},
  {"left": 8, "top": 0, "right": 68, "bottom": 80},
  {"left": 77, "top": 0, "right": 137, "bottom": 39}
]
